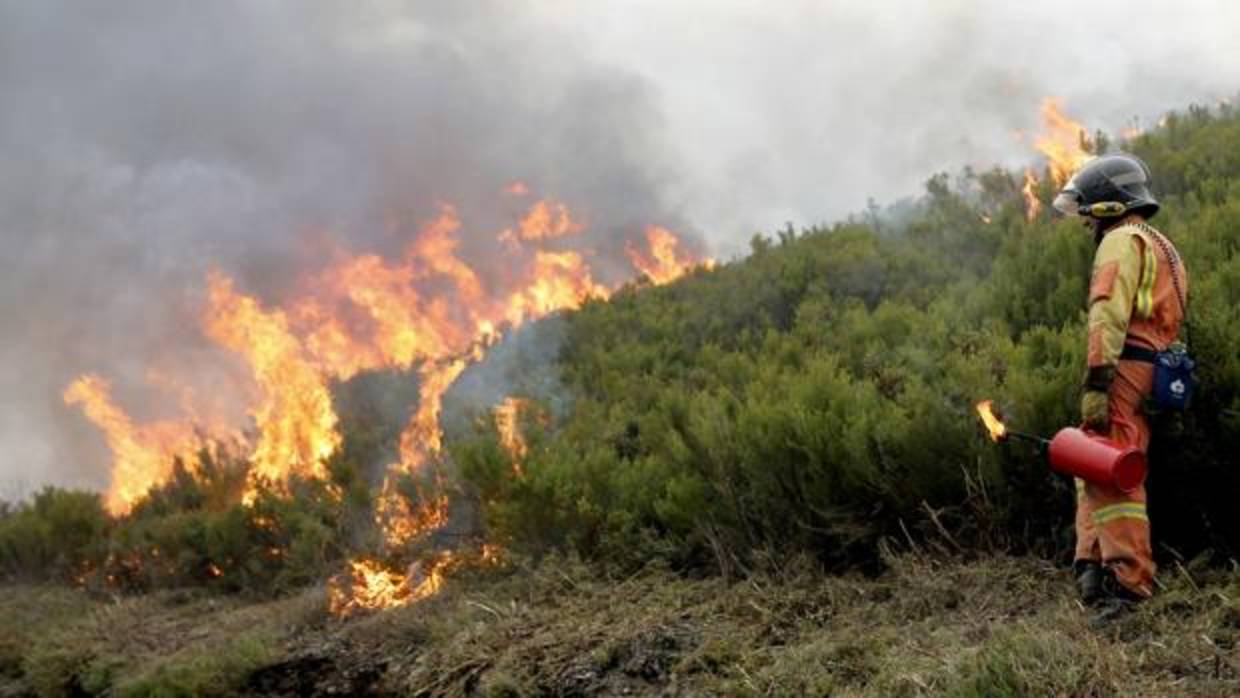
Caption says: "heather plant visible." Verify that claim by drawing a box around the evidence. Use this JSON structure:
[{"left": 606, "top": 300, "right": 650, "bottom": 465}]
[{"left": 457, "top": 103, "right": 1240, "bottom": 573}]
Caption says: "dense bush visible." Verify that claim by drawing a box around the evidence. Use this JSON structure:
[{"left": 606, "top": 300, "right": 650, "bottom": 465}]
[
  {"left": 457, "top": 103, "right": 1240, "bottom": 573},
  {"left": 0, "top": 401, "right": 390, "bottom": 592},
  {"left": 0, "top": 488, "right": 108, "bottom": 581}
]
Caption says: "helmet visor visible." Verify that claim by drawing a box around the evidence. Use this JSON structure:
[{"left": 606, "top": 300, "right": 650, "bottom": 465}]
[{"left": 1052, "top": 188, "right": 1083, "bottom": 216}]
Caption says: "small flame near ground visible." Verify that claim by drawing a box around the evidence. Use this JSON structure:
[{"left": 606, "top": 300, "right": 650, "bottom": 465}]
[
  {"left": 975, "top": 400, "right": 1007, "bottom": 443},
  {"left": 326, "top": 548, "right": 504, "bottom": 618},
  {"left": 327, "top": 557, "right": 433, "bottom": 618}
]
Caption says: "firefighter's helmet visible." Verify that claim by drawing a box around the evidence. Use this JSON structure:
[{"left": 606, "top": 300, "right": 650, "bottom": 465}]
[{"left": 1052, "top": 153, "right": 1160, "bottom": 220}]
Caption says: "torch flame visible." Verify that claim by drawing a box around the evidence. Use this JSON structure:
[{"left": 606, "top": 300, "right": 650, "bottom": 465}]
[{"left": 975, "top": 400, "right": 1008, "bottom": 443}]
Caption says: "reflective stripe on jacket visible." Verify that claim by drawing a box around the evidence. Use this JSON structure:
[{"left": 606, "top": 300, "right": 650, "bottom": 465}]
[{"left": 1086, "top": 221, "right": 1187, "bottom": 369}]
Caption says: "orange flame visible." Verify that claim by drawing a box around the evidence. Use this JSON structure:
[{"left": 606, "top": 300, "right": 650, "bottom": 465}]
[
  {"left": 373, "top": 478, "right": 450, "bottom": 550},
  {"left": 203, "top": 271, "right": 341, "bottom": 501},
  {"left": 63, "top": 374, "right": 204, "bottom": 515},
  {"left": 515, "top": 200, "right": 583, "bottom": 241},
  {"left": 626, "top": 225, "right": 711, "bottom": 285},
  {"left": 1033, "top": 98, "right": 1093, "bottom": 188},
  {"left": 494, "top": 397, "right": 531, "bottom": 475},
  {"left": 66, "top": 190, "right": 712, "bottom": 579},
  {"left": 975, "top": 400, "right": 1007, "bottom": 443},
  {"left": 502, "top": 250, "right": 611, "bottom": 325},
  {"left": 1022, "top": 169, "right": 1042, "bottom": 223},
  {"left": 327, "top": 554, "right": 452, "bottom": 617}
]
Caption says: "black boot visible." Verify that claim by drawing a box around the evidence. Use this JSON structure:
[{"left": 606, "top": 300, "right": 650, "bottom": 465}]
[
  {"left": 1089, "top": 568, "right": 1145, "bottom": 628},
  {"left": 1074, "top": 560, "right": 1104, "bottom": 606}
]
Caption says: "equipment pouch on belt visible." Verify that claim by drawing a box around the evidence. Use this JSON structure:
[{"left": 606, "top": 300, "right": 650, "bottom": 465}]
[
  {"left": 1152, "top": 343, "right": 1196, "bottom": 411},
  {"left": 1122, "top": 341, "right": 1196, "bottom": 411}
]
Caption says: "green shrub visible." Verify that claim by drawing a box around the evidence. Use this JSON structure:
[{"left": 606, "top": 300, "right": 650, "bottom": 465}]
[
  {"left": 454, "top": 102, "right": 1240, "bottom": 573},
  {"left": 0, "top": 488, "right": 107, "bottom": 581},
  {"left": 115, "top": 632, "right": 277, "bottom": 698}
]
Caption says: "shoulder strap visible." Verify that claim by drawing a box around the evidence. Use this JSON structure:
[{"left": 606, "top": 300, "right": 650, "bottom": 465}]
[{"left": 1131, "top": 221, "right": 1191, "bottom": 346}]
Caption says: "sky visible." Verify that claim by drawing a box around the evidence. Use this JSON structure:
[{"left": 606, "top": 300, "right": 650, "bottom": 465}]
[{"left": 1, "top": 0, "right": 1238, "bottom": 497}]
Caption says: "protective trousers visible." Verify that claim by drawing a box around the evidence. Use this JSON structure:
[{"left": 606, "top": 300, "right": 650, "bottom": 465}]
[{"left": 1074, "top": 359, "right": 1155, "bottom": 598}]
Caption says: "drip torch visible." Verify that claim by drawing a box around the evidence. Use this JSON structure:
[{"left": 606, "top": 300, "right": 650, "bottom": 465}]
[{"left": 974, "top": 401, "right": 1146, "bottom": 492}]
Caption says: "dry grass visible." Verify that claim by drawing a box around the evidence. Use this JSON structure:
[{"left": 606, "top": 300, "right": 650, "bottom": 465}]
[{"left": 2, "top": 554, "right": 1238, "bottom": 696}]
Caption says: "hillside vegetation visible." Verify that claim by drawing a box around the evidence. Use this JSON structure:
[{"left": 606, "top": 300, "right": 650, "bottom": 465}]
[
  {"left": 3, "top": 103, "right": 1240, "bottom": 695},
  {"left": 454, "top": 104, "right": 1240, "bottom": 573}
]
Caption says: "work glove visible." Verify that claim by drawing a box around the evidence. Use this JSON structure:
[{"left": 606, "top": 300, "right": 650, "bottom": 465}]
[
  {"left": 1081, "top": 365, "right": 1115, "bottom": 433},
  {"left": 1081, "top": 390, "right": 1111, "bottom": 433}
]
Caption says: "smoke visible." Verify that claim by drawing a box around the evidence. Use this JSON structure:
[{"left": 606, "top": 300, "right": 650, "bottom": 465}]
[
  {"left": 2, "top": 0, "right": 1238, "bottom": 496},
  {"left": 560, "top": 0, "right": 1240, "bottom": 252},
  {"left": 0, "top": 1, "right": 689, "bottom": 496}
]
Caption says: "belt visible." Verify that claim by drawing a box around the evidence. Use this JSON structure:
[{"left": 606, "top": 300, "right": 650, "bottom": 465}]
[{"left": 1120, "top": 344, "right": 1159, "bottom": 364}]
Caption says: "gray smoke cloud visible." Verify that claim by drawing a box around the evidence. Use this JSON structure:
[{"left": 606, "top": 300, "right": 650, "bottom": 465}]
[
  {"left": 563, "top": 0, "right": 1240, "bottom": 251},
  {"left": 2, "top": 0, "right": 1238, "bottom": 498}
]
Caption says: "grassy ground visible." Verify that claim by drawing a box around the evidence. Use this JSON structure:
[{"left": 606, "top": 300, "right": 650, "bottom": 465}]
[{"left": 2, "top": 553, "right": 1238, "bottom": 696}]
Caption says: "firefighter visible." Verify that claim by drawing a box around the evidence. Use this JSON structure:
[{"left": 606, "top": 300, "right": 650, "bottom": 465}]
[{"left": 1052, "top": 153, "right": 1188, "bottom": 625}]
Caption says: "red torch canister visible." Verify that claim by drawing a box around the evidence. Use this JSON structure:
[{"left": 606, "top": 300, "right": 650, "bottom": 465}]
[{"left": 1047, "top": 427, "right": 1146, "bottom": 492}]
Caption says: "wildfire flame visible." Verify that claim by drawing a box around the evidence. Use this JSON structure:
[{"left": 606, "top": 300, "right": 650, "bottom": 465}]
[
  {"left": 494, "top": 397, "right": 532, "bottom": 475},
  {"left": 62, "top": 375, "right": 206, "bottom": 515},
  {"left": 1022, "top": 169, "right": 1042, "bottom": 223},
  {"left": 515, "top": 200, "right": 584, "bottom": 241},
  {"left": 626, "top": 225, "right": 713, "bottom": 285},
  {"left": 1032, "top": 97, "right": 1093, "bottom": 188},
  {"left": 204, "top": 271, "right": 341, "bottom": 501},
  {"left": 65, "top": 189, "right": 710, "bottom": 614},
  {"left": 327, "top": 552, "right": 470, "bottom": 617},
  {"left": 328, "top": 558, "right": 420, "bottom": 617},
  {"left": 975, "top": 400, "right": 1008, "bottom": 443}
]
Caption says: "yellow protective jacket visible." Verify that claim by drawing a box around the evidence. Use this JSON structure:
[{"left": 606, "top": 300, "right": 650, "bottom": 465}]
[{"left": 1087, "top": 219, "right": 1188, "bottom": 370}]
